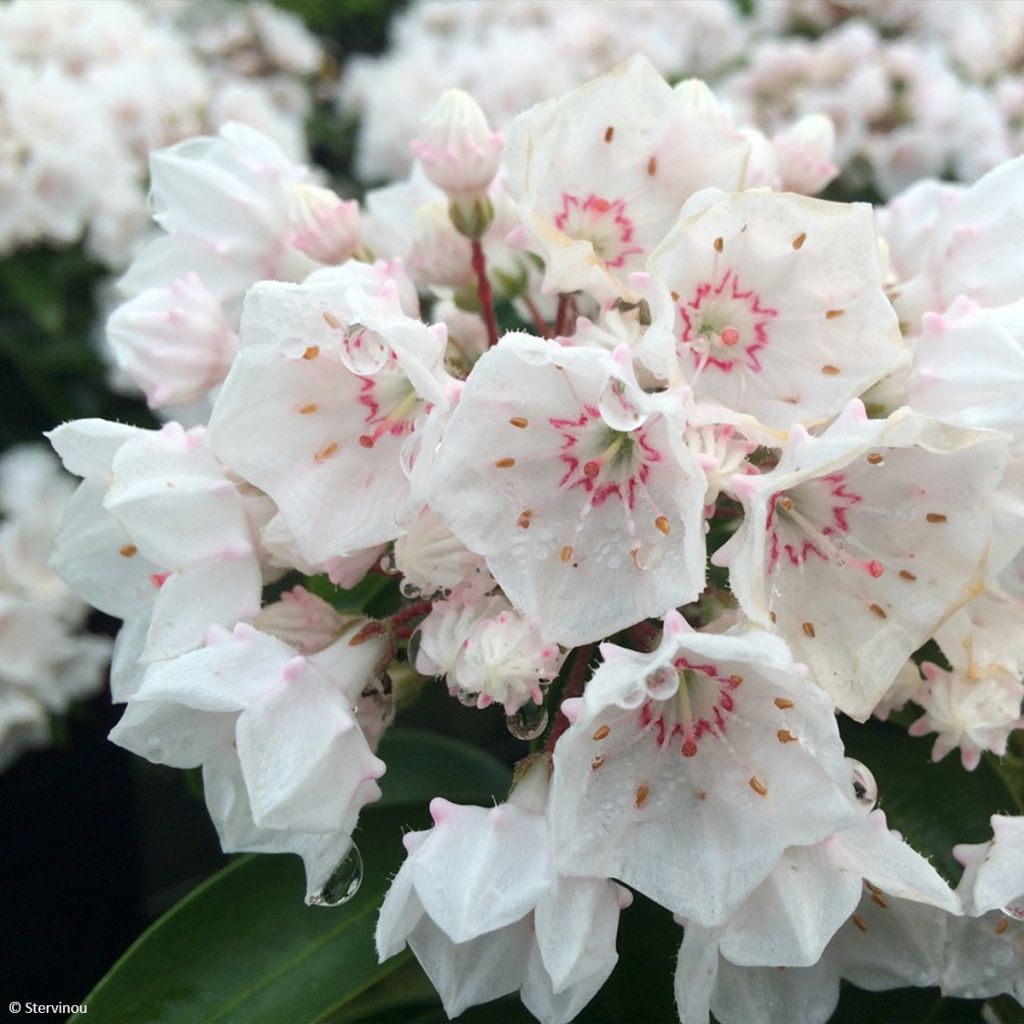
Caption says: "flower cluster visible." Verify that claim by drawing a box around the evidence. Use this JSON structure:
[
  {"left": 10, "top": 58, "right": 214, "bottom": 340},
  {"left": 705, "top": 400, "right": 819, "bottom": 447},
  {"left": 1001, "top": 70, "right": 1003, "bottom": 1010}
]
[
  {"left": 0, "top": 445, "right": 110, "bottom": 770},
  {"left": 340, "top": 0, "right": 1024, "bottom": 199},
  {"left": 0, "top": 0, "right": 322, "bottom": 268},
  {"left": 48, "top": 57, "right": 1023, "bottom": 1022}
]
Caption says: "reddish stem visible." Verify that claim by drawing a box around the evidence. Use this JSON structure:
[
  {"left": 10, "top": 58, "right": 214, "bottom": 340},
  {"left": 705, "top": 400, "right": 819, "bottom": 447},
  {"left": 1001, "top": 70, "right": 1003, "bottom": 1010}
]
[
  {"left": 545, "top": 643, "right": 596, "bottom": 752},
  {"left": 471, "top": 239, "right": 500, "bottom": 348},
  {"left": 523, "top": 294, "right": 553, "bottom": 338},
  {"left": 554, "top": 293, "right": 570, "bottom": 337},
  {"left": 389, "top": 599, "right": 433, "bottom": 632}
]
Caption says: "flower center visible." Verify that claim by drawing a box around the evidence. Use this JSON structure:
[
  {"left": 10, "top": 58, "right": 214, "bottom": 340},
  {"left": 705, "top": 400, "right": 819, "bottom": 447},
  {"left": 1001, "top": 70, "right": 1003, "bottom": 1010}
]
[
  {"left": 553, "top": 193, "right": 644, "bottom": 267},
  {"left": 358, "top": 377, "right": 421, "bottom": 449}
]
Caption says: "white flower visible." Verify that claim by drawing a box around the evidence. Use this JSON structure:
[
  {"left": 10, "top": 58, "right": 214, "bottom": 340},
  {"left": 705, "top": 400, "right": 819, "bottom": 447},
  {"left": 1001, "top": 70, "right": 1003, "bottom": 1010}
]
[
  {"left": 106, "top": 272, "right": 239, "bottom": 409},
  {"left": 411, "top": 89, "right": 503, "bottom": 199},
  {"left": 549, "top": 612, "right": 857, "bottom": 926},
  {"left": 429, "top": 334, "right": 708, "bottom": 646},
  {"left": 110, "top": 622, "right": 389, "bottom": 902},
  {"left": 376, "top": 763, "right": 629, "bottom": 1024},
  {"left": 721, "top": 402, "right": 1009, "bottom": 719},
  {"left": 647, "top": 188, "right": 906, "bottom": 429}
]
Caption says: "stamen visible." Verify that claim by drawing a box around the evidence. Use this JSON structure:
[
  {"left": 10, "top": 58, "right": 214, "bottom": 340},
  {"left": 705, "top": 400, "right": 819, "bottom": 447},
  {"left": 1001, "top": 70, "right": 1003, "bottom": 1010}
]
[
  {"left": 322, "top": 311, "right": 342, "bottom": 329},
  {"left": 560, "top": 545, "right": 574, "bottom": 563},
  {"left": 825, "top": 309, "right": 844, "bottom": 319},
  {"left": 870, "top": 892, "right": 888, "bottom": 909},
  {"left": 302, "top": 345, "right": 319, "bottom": 360},
  {"left": 593, "top": 724, "right": 610, "bottom": 741},
  {"left": 802, "top": 621, "right": 816, "bottom": 638},
  {"left": 119, "top": 544, "right": 137, "bottom": 558},
  {"left": 509, "top": 417, "right": 529, "bottom": 428},
  {"left": 714, "top": 237, "right": 724, "bottom": 253},
  {"left": 899, "top": 570, "right": 917, "bottom": 581},
  {"left": 774, "top": 697, "right": 794, "bottom": 709},
  {"left": 869, "top": 603, "right": 887, "bottom": 619},
  {"left": 820, "top": 364, "right": 840, "bottom": 375},
  {"left": 315, "top": 442, "right": 339, "bottom": 463},
  {"left": 852, "top": 914, "right": 868, "bottom": 932},
  {"left": 495, "top": 457, "right": 516, "bottom": 468},
  {"left": 654, "top": 515, "right": 671, "bottom": 535},
  {"left": 647, "top": 155, "right": 658, "bottom": 176},
  {"left": 298, "top": 403, "right": 318, "bottom": 414},
  {"left": 995, "top": 918, "right": 1010, "bottom": 935},
  {"left": 604, "top": 125, "right": 614, "bottom": 142},
  {"left": 792, "top": 232, "right": 806, "bottom": 249},
  {"left": 635, "top": 784, "right": 650, "bottom": 808},
  {"left": 517, "top": 509, "right": 532, "bottom": 529},
  {"left": 777, "top": 730, "right": 797, "bottom": 743},
  {"left": 926, "top": 512, "right": 947, "bottom": 523},
  {"left": 866, "top": 453, "right": 884, "bottom": 465},
  {"left": 749, "top": 776, "right": 768, "bottom": 796}
]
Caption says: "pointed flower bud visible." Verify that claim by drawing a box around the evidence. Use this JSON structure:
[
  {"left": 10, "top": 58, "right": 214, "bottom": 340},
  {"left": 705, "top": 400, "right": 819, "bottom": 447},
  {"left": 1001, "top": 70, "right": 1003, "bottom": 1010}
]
[
  {"left": 411, "top": 89, "right": 503, "bottom": 205},
  {"left": 287, "top": 183, "right": 362, "bottom": 265}
]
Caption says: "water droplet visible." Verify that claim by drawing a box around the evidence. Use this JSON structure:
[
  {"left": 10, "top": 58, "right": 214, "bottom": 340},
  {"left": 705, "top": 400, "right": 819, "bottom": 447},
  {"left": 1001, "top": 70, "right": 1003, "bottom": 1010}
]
[
  {"left": 1000, "top": 902, "right": 1024, "bottom": 921},
  {"left": 846, "top": 758, "right": 878, "bottom": 810},
  {"left": 309, "top": 843, "right": 363, "bottom": 907},
  {"left": 645, "top": 665, "right": 678, "bottom": 700},
  {"left": 456, "top": 689, "right": 481, "bottom": 707},
  {"left": 406, "top": 629, "right": 422, "bottom": 667},
  {"left": 506, "top": 701, "right": 549, "bottom": 740}
]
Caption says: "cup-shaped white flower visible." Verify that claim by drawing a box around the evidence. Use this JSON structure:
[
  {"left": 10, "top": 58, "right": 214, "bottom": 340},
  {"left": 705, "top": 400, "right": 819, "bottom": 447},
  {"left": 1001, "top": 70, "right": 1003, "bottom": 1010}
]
[
  {"left": 110, "top": 622, "right": 389, "bottom": 902},
  {"left": 549, "top": 612, "right": 857, "bottom": 926},
  {"left": 721, "top": 401, "right": 1009, "bottom": 719},
  {"left": 428, "top": 334, "right": 708, "bottom": 646}
]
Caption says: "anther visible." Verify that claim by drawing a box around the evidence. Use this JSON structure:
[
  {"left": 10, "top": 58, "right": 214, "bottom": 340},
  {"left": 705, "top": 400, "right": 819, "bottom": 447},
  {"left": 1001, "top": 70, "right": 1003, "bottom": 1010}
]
[
  {"left": 871, "top": 892, "right": 888, "bottom": 909},
  {"left": 509, "top": 417, "right": 529, "bottom": 428},
  {"left": 349, "top": 621, "right": 385, "bottom": 646},
  {"left": 593, "top": 724, "right": 610, "bottom": 741},
  {"left": 774, "top": 697, "right": 794, "bottom": 709},
  {"left": 655, "top": 516, "right": 671, "bottom": 535},
  {"left": 119, "top": 544, "right": 138, "bottom": 558},
  {"left": 899, "top": 570, "right": 917, "bottom": 581},
  {"left": 820, "top": 364, "right": 840, "bottom": 375},
  {"left": 729, "top": 674, "right": 743, "bottom": 685},
  {"left": 322, "top": 311, "right": 342, "bottom": 329},
  {"left": 777, "top": 730, "right": 797, "bottom": 743},
  {"left": 749, "top": 776, "right": 768, "bottom": 796},
  {"left": 792, "top": 232, "right": 806, "bottom": 249},
  {"left": 591, "top": 755, "right": 605, "bottom": 771},
  {"left": 560, "top": 546, "right": 573, "bottom": 563},
  {"left": 866, "top": 453, "right": 883, "bottom": 465},
  {"left": 825, "top": 309, "right": 844, "bottom": 319},
  {"left": 315, "top": 442, "right": 339, "bottom": 463},
  {"left": 647, "top": 156, "right": 658, "bottom": 176},
  {"left": 298, "top": 403, "right": 318, "bottom": 414},
  {"left": 635, "top": 784, "right": 650, "bottom": 808},
  {"left": 714, "top": 237, "right": 724, "bottom": 253},
  {"left": 995, "top": 917, "right": 1010, "bottom": 935},
  {"left": 926, "top": 512, "right": 947, "bottom": 523},
  {"left": 302, "top": 345, "right": 319, "bottom": 360},
  {"left": 604, "top": 126, "right": 614, "bottom": 142},
  {"left": 517, "top": 510, "right": 532, "bottom": 529},
  {"left": 802, "top": 621, "right": 816, "bottom": 638},
  {"left": 852, "top": 914, "right": 868, "bottom": 932},
  {"left": 495, "top": 457, "right": 516, "bottom": 468},
  {"left": 869, "top": 603, "right": 887, "bottom": 619}
]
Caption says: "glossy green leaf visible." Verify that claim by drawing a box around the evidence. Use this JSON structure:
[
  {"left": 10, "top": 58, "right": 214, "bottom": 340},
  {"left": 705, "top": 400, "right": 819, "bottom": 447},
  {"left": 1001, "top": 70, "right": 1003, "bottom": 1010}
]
[
  {"left": 73, "top": 731, "right": 511, "bottom": 1024},
  {"left": 841, "top": 718, "right": 1023, "bottom": 880}
]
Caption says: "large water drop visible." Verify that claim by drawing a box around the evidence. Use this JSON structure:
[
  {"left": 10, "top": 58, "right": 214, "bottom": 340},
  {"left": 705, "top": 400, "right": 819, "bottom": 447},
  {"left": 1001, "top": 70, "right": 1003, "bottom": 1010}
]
[{"left": 308, "top": 843, "right": 363, "bottom": 908}]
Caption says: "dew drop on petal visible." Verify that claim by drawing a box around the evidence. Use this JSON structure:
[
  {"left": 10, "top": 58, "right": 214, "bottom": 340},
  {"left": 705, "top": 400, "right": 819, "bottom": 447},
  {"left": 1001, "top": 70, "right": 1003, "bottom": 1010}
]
[
  {"left": 506, "top": 701, "right": 549, "bottom": 741},
  {"left": 1000, "top": 901, "right": 1024, "bottom": 921},
  {"left": 456, "top": 689, "right": 481, "bottom": 707},
  {"left": 309, "top": 843, "right": 363, "bottom": 907},
  {"left": 847, "top": 758, "right": 878, "bottom": 810}
]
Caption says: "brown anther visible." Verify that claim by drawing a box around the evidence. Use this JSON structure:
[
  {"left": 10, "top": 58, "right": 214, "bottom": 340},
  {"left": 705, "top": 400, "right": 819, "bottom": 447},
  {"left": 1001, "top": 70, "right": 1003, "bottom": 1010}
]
[
  {"left": 495, "top": 457, "right": 516, "bottom": 468},
  {"left": 825, "top": 309, "right": 844, "bottom": 319},
  {"left": 118, "top": 544, "right": 138, "bottom": 558},
  {"left": 769, "top": 611, "right": 777, "bottom": 623},
  {"left": 749, "top": 776, "right": 768, "bottom": 797},
  {"left": 670, "top": 290, "right": 680, "bottom": 302},
  {"left": 866, "top": 453, "right": 883, "bottom": 465},
  {"left": 635, "top": 784, "right": 650, "bottom": 809},
  {"left": 792, "top": 232, "right": 807, "bottom": 250},
  {"left": 655, "top": 515, "right": 671, "bottom": 535},
  {"left": 696, "top": 789, "right": 707, "bottom": 801},
  {"left": 322, "top": 311, "right": 342, "bottom": 329},
  {"left": 820, "top": 364, "right": 841, "bottom": 375},
  {"left": 517, "top": 510, "right": 532, "bottom": 529},
  {"left": 298, "top": 403, "right": 318, "bottom": 414},
  {"left": 302, "top": 345, "right": 319, "bottom": 360},
  {"left": 647, "top": 155, "right": 658, "bottom": 176},
  {"left": 995, "top": 917, "right": 1010, "bottom": 935},
  {"left": 871, "top": 892, "right": 889, "bottom": 909},
  {"left": 852, "top": 914, "right": 868, "bottom": 932},
  {"left": 774, "top": 697, "right": 794, "bottom": 710},
  {"left": 899, "top": 570, "right": 917, "bottom": 581},
  {"left": 314, "top": 442, "right": 339, "bottom": 463},
  {"left": 591, "top": 755, "right": 605, "bottom": 771},
  {"left": 779, "top": 496, "right": 794, "bottom": 510},
  {"left": 802, "top": 621, "right": 816, "bottom": 638},
  {"left": 869, "top": 603, "right": 887, "bottom": 619},
  {"left": 592, "top": 724, "right": 610, "bottom": 741},
  {"left": 777, "top": 730, "right": 797, "bottom": 743},
  {"left": 348, "top": 621, "right": 385, "bottom": 646},
  {"left": 865, "top": 881, "right": 882, "bottom": 895},
  {"left": 714, "top": 237, "right": 724, "bottom": 253},
  {"left": 509, "top": 416, "right": 529, "bottom": 428},
  {"left": 730, "top": 674, "right": 743, "bottom": 685},
  {"left": 604, "top": 125, "right": 614, "bottom": 142},
  {"left": 560, "top": 545, "right": 574, "bottom": 563},
  {"left": 926, "top": 512, "right": 947, "bottom": 523}
]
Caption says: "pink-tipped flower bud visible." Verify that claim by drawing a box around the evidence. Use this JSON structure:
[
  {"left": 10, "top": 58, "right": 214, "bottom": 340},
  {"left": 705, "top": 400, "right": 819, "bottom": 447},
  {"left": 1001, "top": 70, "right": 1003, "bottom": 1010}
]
[
  {"left": 106, "top": 273, "right": 238, "bottom": 408},
  {"left": 287, "top": 183, "right": 361, "bottom": 265},
  {"left": 772, "top": 114, "right": 839, "bottom": 196},
  {"left": 411, "top": 89, "right": 503, "bottom": 203}
]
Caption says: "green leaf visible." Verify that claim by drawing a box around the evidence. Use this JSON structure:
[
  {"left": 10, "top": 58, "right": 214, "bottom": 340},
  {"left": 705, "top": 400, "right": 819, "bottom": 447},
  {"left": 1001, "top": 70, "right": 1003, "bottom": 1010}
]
[
  {"left": 74, "top": 731, "right": 511, "bottom": 1024},
  {"left": 841, "top": 718, "right": 1023, "bottom": 880}
]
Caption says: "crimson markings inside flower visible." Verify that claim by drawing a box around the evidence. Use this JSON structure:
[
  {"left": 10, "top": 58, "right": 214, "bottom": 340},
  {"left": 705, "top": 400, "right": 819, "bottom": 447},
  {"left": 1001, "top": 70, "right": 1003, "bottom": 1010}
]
[
  {"left": 679, "top": 268, "right": 778, "bottom": 373},
  {"left": 766, "top": 473, "right": 884, "bottom": 579},
  {"left": 553, "top": 192, "right": 644, "bottom": 267},
  {"left": 356, "top": 376, "right": 421, "bottom": 449},
  {"left": 636, "top": 657, "right": 742, "bottom": 758}
]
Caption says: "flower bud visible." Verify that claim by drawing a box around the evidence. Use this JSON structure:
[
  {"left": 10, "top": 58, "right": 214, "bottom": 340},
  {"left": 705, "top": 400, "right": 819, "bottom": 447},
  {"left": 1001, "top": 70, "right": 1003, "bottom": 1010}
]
[
  {"left": 772, "top": 114, "right": 839, "bottom": 196},
  {"left": 106, "top": 273, "right": 238, "bottom": 408},
  {"left": 411, "top": 89, "right": 503, "bottom": 203},
  {"left": 287, "top": 183, "right": 361, "bottom": 265}
]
